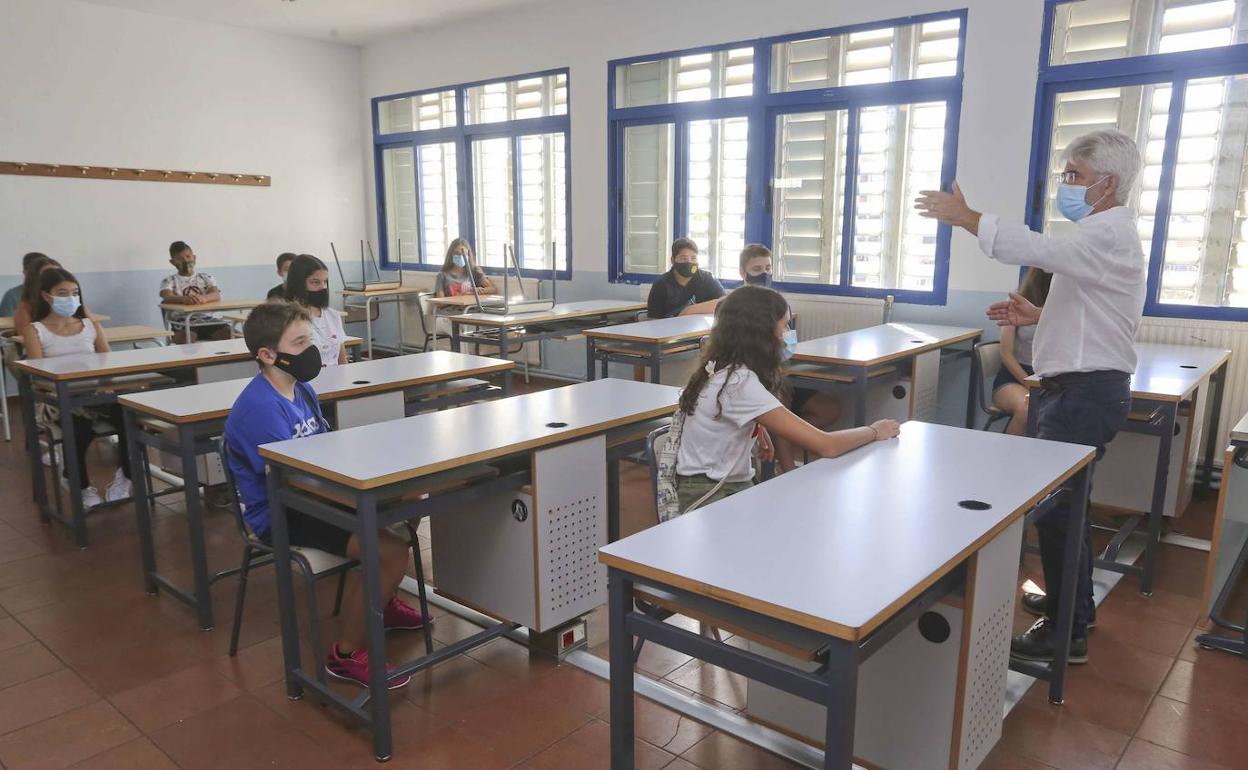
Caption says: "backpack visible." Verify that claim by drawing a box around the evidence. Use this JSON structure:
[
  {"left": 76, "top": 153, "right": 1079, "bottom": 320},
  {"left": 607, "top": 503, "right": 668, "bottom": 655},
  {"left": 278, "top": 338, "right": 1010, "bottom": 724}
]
[{"left": 655, "top": 407, "right": 756, "bottom": 523}]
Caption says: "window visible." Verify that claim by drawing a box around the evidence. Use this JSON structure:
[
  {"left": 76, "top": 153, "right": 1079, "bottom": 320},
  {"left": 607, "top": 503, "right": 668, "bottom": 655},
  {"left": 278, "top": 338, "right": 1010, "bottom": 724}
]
[
  {"left": 1031, "top": 0, "right": 1248, "bottom": 317},
  {"left": 608, "top": 12, "right": 964, "bottom": 302},
  {"left": 372, "top": 70, "right": 571, "bottom": 277}
]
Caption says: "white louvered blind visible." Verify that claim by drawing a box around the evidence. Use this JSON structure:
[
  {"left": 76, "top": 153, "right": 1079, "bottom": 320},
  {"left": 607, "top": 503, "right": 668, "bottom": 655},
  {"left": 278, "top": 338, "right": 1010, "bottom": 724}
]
[
  {"left": 418, "top": 142, "right": 458, "bottom": 264},
  {"left": 622, "top": 124, "right": 675, "bottom": 274},
  {"left": 471, "top": 137, "right": 514, "bottom": 269},
  {"left": 379, "top": 89, "right": 457, "bottom": 134},
  {"left": 466, "top": 73, "right": 567, "bottom": 125},
  {"left": 687, "top": 117, "right": 749, "bottom": 279},
  {"left": 519, "top": 133, "right": 567, "bottom": 271},
  {"left": 1050, "top": 0, "right": 1243, "bottom": 65},
  {"left": 770, "top": 17, "right": 961, "bottom": 92},
  {"left": 616, "top": 48, "right": 754, "bottom": 108},
  {"left": 772, "top": 110, "right": 848, "bottom": 284},
  {"left": 381, "top": 147, "right": 419, "bottom": 263}
]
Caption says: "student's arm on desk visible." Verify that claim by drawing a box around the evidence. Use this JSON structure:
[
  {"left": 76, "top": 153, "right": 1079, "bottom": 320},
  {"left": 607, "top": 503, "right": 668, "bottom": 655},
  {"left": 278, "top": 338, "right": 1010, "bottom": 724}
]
[{"left": 757, "top": 407, "right": 899, "bottom": 458}]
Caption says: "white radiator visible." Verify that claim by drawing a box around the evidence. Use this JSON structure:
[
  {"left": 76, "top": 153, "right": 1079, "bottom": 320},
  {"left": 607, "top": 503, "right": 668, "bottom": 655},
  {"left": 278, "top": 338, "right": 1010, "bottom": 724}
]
[
  {"left": 1137, "top": 317, "right": 1242, "bottom": 458},
  {"left": 788, "top": 295, "right": 885, "bottom": 340}
]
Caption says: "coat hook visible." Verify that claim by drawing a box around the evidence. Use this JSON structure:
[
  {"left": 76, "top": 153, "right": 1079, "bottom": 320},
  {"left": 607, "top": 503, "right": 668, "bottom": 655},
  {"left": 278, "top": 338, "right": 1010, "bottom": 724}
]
[
  {"left": 134, "top": 169, "right": 146, "bottom": 176},
  {"left": 161, "top": 171, "right": 171, "bottom": 178},
  {"left": 17, "top": 163, "right": 28, "bottom": 171},
  {"left": 108, "top": 168, "right": 118, "bottom": 176},
  {"left": 80, "top": 166, "right": 90, "bottom": 175},
  {"left": 48, "top": 165, "right": 59, "bottom": 173},
  {"left": 232, "top": 174, "right": 242, "bottom": 182},
  {"left": 255, "top": 175, "right": 265, "bottom": 183},
  {"left": 185, "top": 172, "right": 195, "bottom": 179}
]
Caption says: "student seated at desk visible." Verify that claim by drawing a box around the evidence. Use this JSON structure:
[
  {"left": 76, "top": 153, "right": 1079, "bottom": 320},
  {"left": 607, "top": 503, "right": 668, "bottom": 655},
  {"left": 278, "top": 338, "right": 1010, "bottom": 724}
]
[
  {"left": 0, "top": 252, "right": 49, "bottom": 317},
  {"left": 646, "top": 238, "right": 725, "bottom": 319},
  {"left": 672, "top": 286, "right": 898, "bottom": 513},
  {"left": 159, "top": 240, "right": 231, "bottom": 341},
  {"left": 737, "top": 244, "right": 843, "bottom": 473},
  {"left": 224, "top": 303, "right": 426, "bottom": 689},
  {"left": 993, "top": 268, "right": 1051, "bottom": 435},
  {"left": 283, "top": 254, "right": 347, "bottom": 366},
  {"left": 10, "top": 255, "right": 62, "bottom": 334},
  {"left": 266, "top": 252, "right": 297, "bottom": 301},
  {"left": 434, "top": 238, "right": 496, "bottom": 297},
  {"left": 21, "top": 268, "right": 131, "bottom": 508}
]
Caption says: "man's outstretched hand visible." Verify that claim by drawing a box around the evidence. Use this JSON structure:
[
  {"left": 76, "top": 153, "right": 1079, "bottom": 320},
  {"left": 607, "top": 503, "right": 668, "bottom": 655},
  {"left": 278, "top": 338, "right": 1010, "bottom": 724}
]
[{"left": 986, "top": 291, "right": 1041, "bottom": 327}]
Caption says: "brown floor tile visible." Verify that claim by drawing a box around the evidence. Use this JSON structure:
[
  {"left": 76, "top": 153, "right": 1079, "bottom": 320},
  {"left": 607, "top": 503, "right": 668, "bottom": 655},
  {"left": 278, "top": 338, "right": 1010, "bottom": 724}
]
[
  {"left": 211, "top": 635, "right": 289, "bottom": 692},
  {"left": 0, "top": 700, "right": 138, "bottom": 770},
  {"left": 1082, "top": 633, "right": 1178, "bottom": 695},
  {"left": 520, "top": 719, "right": 675, "bottom": 770},
  {"left": 109, "top": 662, "right": 243, "bottom": 732},
  {"left": 661, "top": 759, "right": 700, "bottom": 770},
  {"left": 596, "top": 696, "right": 715, "bottom": 757},
  {"left": 1157, "top": 655, "right": 1248, "bottom": 713},
  {"left": 0, "top": 641, "right": 63, "bottom": 690},
  {"left": 979, "top": 744, "right": 1059, "bottom": 769},
  {"left": 1136, "top": 696, "right": 1248, "bottom": 767},
  {"left": 403, "top": 654, "right": 527, "bottom": 723},
  {"left": 1020, "top": 666, "right": 1154, "bottom": 735},
  {"left": 464, "top": 636, "right": 561, "bottom": 681},
  {"left": 1092, "top": 601, "right": 1195, "bottom": 659},
  {"left": 664, "top": 659, "right": 748, "bottom": 711},
  {"left": 679, "top": 731, "right": 802, "bottom": 770},
  {"left": 65, "top": 737, "right": 178, "bottom": 769},
  {"left": 995, "top": 699, "right": 1131, "bottom": 770},
  {"left": 0, "top": 616, "right": 34, "bottom": 651},
  {"left": 379, "top": 724, "right": 514, "bottom": 770},
  {"left": 0, "top": 669, "right": 98, "bottom": 736},
  {"left": 1117, "top": 738, "right": 1235, "bottom": 769},
  {"left": 530, "top": 664, "right": 610, "bottom": 718},
  {"left": 455, "top": 686, "right": 593, "bottom": 764}
]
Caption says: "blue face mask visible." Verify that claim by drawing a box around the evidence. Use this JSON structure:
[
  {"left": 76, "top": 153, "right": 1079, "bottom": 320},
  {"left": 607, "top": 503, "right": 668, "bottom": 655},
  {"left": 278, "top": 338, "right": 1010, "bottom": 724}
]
[
  {"left": 1055, "top": 176, "right": 1109, "bottom": 222},
  {"left": 451, "top": 254, "right": 467, "bottom": 268},
  {"left": 781, "top": 328, "right": 798, "bottom": 361},
  {"left": 50, "top": 295, "right": 81, "bottom": 317}
]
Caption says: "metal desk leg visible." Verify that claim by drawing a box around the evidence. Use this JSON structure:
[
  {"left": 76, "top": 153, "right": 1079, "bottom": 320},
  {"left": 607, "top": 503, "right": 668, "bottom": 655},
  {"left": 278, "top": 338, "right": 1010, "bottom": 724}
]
[
  {"left": 364, "top": 298, "right": 375, "bottom": 359},
  {"left": 608, "top": 569, "right": 636, "bottom": 770},
  {"left": 1142, "top": 404, "right": 1176, "bottom": 596},
  {"left": 965, "top": 346, "right": 978, "bottom": 429},
  {"left": 822, "top": 640, "right": 859, "bottom": 769},
  {"left": 651, "top": 346, "right": 662, "bottom": 385},
  {"left": 1026, "top": 389, "right": 1041, "bottom": 437},
  {"left": 1, "top": 349, "right": 10, "bottom": 442},
  {"left": 397, "top": 296, "right": 406, "bottom": 354},
  {"left": 179, "top": 422, "right": 214, "bottom": 630},
  {"left": 125, "top": 409, "right": 159, "bottom": 595},
  {"left": 450, "top": 321, "right": 462, "bottom": 353},
  {"left": 586, "top": 339, "right": 597, "bottom": 382},
  {"left": 608, "top": 458, "right": 621, "bottom": 543},
  {"left": 852, "top": 369, "right": 868, "bottom": 427},
  {"left": 357, "top": 493, "right": 394, "bottom": 762},
  {"left": 57, "top": 382, "right": 88, "bottom": 548},
  {"left": 267, "top": 468, "right": 304, "bottom": 701},
  {"left": 18, "top": 373, "right": 47, "bottom": 515},
  {"left": 1047, "top": 466, "right": 1090, "bottom": 705},
  {"left": 1200, "top": 362, "right": 1228, "bottom": 493}
]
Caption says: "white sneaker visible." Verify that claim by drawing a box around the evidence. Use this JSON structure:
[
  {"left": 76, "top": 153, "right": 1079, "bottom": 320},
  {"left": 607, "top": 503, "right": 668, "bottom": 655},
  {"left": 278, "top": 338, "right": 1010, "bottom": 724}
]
[
  {"left": 80, "top": 486, "right": 103, "bottom": 510},
  {"left": 104, "top": 469, "right": 132, "bottom": 502}
]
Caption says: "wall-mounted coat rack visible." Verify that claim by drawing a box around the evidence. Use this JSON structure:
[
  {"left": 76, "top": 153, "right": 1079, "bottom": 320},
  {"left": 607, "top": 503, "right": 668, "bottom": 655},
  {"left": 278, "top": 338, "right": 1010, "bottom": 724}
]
[{"left": 0, "top": 161, "right": 270, "bottom": 187}]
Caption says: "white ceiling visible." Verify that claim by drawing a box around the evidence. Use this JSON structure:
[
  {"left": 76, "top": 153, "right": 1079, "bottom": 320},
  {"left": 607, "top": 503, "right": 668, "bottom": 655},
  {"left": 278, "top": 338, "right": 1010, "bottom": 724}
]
[{"left": 76, "top": 0, "right": 546, "bottom": 45}]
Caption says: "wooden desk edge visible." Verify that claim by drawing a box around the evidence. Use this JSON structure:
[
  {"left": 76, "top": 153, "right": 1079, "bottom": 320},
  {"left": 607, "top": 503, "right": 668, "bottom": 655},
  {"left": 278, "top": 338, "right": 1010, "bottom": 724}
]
[
  {"left": 259, "top": 403, "right": 676, "bottom": 491},
  {"left": 599, "top": 446, "right": 1095, "bottom": 642},
  {"left": 791, "top": 329, "right": 981, "bottom": 368}
]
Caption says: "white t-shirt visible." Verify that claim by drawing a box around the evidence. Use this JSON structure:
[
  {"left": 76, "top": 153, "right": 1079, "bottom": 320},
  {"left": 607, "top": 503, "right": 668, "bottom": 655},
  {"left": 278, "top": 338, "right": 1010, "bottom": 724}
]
[
  {"left": 308, "top": 307, "right": 346, "bottom": 367},
  {"left": 33, "top": 320, "right": 97, "bottom": 357},
  {"left": 978, "top": 207, "right": 1145, "bottom": 378},
  {"left": 676, "top": 366, "right": 782, "bottom": 483},
  {"left": 160, "top": 272, "right": 224, "bottom": 324}
]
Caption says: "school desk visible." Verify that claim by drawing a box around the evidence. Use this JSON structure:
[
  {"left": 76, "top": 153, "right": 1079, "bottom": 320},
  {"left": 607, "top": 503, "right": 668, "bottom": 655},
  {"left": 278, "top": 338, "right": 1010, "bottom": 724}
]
[
  {"left": 160, "top": 299, "right": 263, "bottom": 344},
  {"left": 424, "top": 293, "right": 503, "bottom": 349},
  {"left": 599, "top": 422, "right": 1094, "bottom": 769},
  {"left": 1196, "top": 410, "right": 1248, "bottom": 658},
  {"left": 583, "top": 315, "right": 715, "bottom": 383},
  {"left": 448, "top": 299, "right": 647, "bottom": 370},
  {"left": 340, "top": 285, "right": 425, "bottom": 359},
  {"left": 119, "top": 351, "right": 514, "bottom": 629}
]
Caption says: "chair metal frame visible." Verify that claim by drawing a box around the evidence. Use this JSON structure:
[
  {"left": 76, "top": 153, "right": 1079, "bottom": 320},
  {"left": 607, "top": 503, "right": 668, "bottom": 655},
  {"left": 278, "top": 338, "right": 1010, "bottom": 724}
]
[{"left": 971, "top": 340, "right": 1011, "bottom": 433}]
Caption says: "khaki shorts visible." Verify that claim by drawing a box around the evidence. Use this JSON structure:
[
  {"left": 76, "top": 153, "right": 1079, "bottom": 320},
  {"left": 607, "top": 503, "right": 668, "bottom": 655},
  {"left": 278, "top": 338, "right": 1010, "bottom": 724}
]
[{"left": 674, "top": 473, "right": 753, "bottom": 514}]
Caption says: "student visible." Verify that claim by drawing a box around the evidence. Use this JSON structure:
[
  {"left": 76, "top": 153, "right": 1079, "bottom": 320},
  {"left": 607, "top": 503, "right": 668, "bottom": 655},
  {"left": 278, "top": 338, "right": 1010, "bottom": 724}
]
[
  {"left": 159, "top": 241, "right": 231, "bottom": 341},
  {"left": 267, "top": 252, "right": 297, "bottom": 301},
  {"left": 646, "top": 238, "right": 725, "bottom": 319},
  {"left": 737, "top": 244, "right": 843, "bottom": 472},
  {"left": 21, "top": 268, "right": 131, "bottom": 508},
  {"left": 224, "top": 303, "right": 425, "bottom": 688},
  {"left": 284, "top": 253, "right": 347, "bottom": 366},
  {"left": 0, "top": 252, "right": 49, "bottom": 317},
  {"left": 434, "top": 239, "right": 496, "bottom": 298},
  {"left": 12, "top": 255, "right": 63, "bottom": 334},
  {"left": 917, "top": 128, "right": 1145, "bottom": 664},
  {"left": 673, "top": 286, "right": 898, "bottom": 512},
  {"left": 992, "top": 268, "right": 1052, "bottom": 435}
]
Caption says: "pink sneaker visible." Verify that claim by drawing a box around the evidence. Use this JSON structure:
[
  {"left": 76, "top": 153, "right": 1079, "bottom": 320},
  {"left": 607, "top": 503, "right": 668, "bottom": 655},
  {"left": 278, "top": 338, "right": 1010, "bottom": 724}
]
[
  {"left": 325, "top": 645, "right": 410, "bottom": 689},
  {"left": 383, "top": 597, "right": 428, "bottom": 631}
]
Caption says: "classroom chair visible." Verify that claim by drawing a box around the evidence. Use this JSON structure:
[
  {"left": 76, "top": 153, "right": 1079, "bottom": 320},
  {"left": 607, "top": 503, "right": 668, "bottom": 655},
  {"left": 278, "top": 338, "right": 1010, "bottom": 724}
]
[
  {"left": 971, "top": 341, "right": 1010, "bottom": 432},
  {"left": 413, "top": 292, "right": 436, "bottom": 352}
]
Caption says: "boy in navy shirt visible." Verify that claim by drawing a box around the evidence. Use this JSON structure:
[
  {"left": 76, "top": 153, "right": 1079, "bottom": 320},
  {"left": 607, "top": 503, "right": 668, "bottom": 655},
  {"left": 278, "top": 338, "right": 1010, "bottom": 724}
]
[{"left": 224, "top": 302, "right": 425, "bottom": 688}]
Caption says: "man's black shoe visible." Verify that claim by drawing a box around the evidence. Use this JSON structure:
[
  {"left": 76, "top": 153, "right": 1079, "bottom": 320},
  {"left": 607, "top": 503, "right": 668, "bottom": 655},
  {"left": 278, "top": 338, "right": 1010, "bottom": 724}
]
[
  {"left": 1010, "top": 617, "right": 1088, "bottom": 664},
  {"left": 1021, "top": 591, "right": 1096, "bottom": 629}
]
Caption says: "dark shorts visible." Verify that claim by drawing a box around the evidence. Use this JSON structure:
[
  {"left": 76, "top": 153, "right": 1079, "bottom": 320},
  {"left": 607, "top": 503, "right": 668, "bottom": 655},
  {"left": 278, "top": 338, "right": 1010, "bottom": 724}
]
[
  {"left": 260, "top": 510, "right": 352, "bottom": 556},
  {"left": 790, "top": 387, "right": 817, "bottom": 414},
  {"left": 992, "top": 363, "right": 1034, "bottom": 395}
]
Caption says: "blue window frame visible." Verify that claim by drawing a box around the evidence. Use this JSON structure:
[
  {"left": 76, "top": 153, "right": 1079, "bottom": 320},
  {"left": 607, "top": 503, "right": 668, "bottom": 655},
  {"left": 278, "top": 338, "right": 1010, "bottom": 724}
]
[
  {"left": 372, "top": 68, "right": 572, "bottom": 279},
  {"left": 1029, "top": 0, "right": 1248, "bottom": 320},
  {"left": 607, "top": 11, "right": 966, "bottom": 305}
]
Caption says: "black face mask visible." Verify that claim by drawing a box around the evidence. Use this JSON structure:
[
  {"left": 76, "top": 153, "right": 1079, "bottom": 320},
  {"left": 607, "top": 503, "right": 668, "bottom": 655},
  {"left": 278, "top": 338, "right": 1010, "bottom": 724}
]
[
  {"left": 674, "top": 262, "right": 697, "bottom": 278},
  {"left": 744, "top": 272, "right": 772, "bottom": 287},
  {"left": 306, "top": 288, "right": 330, "bottom": 309},
  {"left": 270, "top": 345, "right": 322, "bottom": 382}
]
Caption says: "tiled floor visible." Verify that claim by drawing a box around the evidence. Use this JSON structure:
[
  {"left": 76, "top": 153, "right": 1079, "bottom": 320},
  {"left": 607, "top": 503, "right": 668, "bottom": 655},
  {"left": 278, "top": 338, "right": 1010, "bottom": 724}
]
[{"left": 0, "top": 383, "right": 1245, "bottom": 769}]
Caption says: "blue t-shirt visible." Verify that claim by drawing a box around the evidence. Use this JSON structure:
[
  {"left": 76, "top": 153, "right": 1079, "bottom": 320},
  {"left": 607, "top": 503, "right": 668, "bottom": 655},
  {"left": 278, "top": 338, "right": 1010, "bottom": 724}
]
[
  {"left": 0, "top": 284, "right": 21, "bottom": 317},
  {"left": 223, "top": 374, "right": 327, "bottom": 536}
]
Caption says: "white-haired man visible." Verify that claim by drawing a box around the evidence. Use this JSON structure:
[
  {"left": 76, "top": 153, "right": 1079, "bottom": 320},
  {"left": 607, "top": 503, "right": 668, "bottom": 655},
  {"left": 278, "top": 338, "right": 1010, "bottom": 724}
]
[{"left": 916, "top": 128, "right": 1146, "bottom": 664}]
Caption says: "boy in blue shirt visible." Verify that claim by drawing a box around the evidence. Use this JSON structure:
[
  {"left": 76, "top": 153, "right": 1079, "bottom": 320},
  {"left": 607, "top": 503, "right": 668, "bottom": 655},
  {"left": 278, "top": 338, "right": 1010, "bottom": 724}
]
[{"left": 224, "top": 302, "right": 425, "bottom": 688}]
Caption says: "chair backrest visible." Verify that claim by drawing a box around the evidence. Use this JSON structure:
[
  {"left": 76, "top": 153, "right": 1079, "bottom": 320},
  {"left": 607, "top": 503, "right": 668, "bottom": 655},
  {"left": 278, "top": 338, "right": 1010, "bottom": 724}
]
[
  {"left": 972, "top": 341, "right": 1003, "bottom": 415},
  {"left": 216, "top": 437, "right": 258, "bottom": 545},
  {"left": 645, "top": 425, "right": 671, "bottom": 525},
  {"left": 414, "top": 291, "right": 433, "bottom": 336}
]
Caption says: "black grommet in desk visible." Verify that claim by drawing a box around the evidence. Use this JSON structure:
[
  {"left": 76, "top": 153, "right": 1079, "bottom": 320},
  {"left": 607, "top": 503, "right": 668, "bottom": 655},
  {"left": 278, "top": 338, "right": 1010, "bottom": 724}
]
[
  {"left": 958, "top": 499, "right": 991, "bottom": 511},
  {"left": 353, "top": 380, "right": 371, "bottom": 385},
  {"left": 1180, "top": 364, "right": 1197, "bottom": 369},
  {"left": 918, "top": 611, "right": 951, "bottom": 643},
  {"left": 212, "top": 351, "right": 229, "bottom": 355},
  {"left": 546, "top": 421, "right": 568, "bottom": 428}
]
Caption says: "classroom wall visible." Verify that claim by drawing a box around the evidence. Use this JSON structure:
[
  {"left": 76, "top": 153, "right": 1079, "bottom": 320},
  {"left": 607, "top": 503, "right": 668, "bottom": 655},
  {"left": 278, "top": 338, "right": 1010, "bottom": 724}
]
[
  {"left": 0, "top": 0, "right": 367, "bottom": 329},
  {"left": 359, "top": 0, "right": 1046, "bottom": 393}
]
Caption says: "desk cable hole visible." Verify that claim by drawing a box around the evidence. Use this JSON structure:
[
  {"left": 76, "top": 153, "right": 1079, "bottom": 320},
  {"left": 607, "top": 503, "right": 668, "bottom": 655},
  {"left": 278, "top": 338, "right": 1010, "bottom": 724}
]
[
  {"left": 352, "top": 380, "right": 371, "bottom": 385},
  {"left": 546, "top": 421, "right": 568, "bottom": 428},
  {"left": 958, "top": 499, "right": 991, "bottom": 511},
  {"left": 1180, "top": 364, "right": 1197, "bottom": 369}
]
